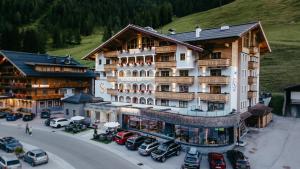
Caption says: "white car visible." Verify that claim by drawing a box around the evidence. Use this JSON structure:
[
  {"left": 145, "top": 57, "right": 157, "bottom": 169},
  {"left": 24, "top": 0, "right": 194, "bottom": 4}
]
[
  {"left": 236, "top": 140, "right": 247, "bottom": 147},
  {"left": 50, "top": 118, "right": 70, "bottom": 128},
  {"left": 0, "top": 154, "right": 22, "bottom": 169}
]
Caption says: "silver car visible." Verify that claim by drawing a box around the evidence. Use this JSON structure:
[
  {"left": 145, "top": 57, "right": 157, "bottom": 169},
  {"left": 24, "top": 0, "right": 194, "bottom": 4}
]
[
  {"left": 23, "top": 149, "right": 48, "bottom": 166},
  {"left": 138, "top": 138, "right": 159, "bottom": 156},
  {"left": 0, "top": 154, "right": 22, "bottom": 169}
]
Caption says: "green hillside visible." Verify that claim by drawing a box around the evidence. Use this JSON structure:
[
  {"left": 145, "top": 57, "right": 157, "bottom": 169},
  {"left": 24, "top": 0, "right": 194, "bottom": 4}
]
[{"left": 162, "top": 0, "right": 300, "bottom": 93}]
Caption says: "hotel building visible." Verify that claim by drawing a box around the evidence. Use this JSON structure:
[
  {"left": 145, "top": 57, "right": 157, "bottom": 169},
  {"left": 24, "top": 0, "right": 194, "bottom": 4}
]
[
  {"left": 83, "top": 22, "right": 271, "bottom": 147},
  {"left": 0, "top": 51, "right": 94, "bottom": 114}
]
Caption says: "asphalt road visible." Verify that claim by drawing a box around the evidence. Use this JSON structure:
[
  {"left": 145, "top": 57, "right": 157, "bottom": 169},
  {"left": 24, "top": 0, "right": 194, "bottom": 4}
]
[{"left": 0, "top": 124, "right": 141, "bottom": 169}]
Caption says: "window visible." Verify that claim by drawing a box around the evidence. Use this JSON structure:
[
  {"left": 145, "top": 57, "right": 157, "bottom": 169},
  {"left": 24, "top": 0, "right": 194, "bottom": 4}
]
[
  {"left": 179, "top": 85, "right": 189, "bottom": 92},
  {"left": 211, "top": 52, "right": 221, "bottom": 59},
  {"left": 103, "top": 72, "right": 106, "bottom": 77},
  {"left": 128, "top": 38, "right": 137, "bottom": 49},
  {"left": 180, "top": 53, "right": 186, "bottom": 61},
  {"left": 208, "top": 102, "right": 225, "bottom": 111},
  {"left": 42, "top": 89, "right": 47, "bottom": 95},
  {"left": 210, "top": 69, "right": 221, "bottom": 76},
  {"left": 179, "top": 101, "right": 188, "bottom": 108},
  {"left": 47, "top": 101, "right": 52, "bottom": 107},
  {"left": 161, "top": 55, "right": 169, "bottom": 62},
  {"left": 210, "top": 86, "right": 221, "bottom": 94},
  {"left": 161, "top": 71, "right": 170, "bottom": 77},
  {"left": 98, "top": 59, "right": 102, "bottom": 65},
  {"left": 243, "top": 33, "right": 250, "bottom": 48},
  {"left": 66, "top": 109, "right": 69, "bottom": 116},
  {"left": 73, "top": 110, "right": 76, "bottom": 116},
  {"left": 161, "top": 99, "right": 169, "bottom": 106},
  {"left": 161, "top": 85, "right": 170, "bottom": 92},
  {"left": 142, "top": 37, "right": 154, "bottom": 48},
  {"left": 179, "top": 70, "right": 189, "bottom": 77},
  {"left": 40, "top": 102, "right": 45, "bottom": 108},
  {"left": 106, "top": 59, "right": 111, "bottom": 64}
]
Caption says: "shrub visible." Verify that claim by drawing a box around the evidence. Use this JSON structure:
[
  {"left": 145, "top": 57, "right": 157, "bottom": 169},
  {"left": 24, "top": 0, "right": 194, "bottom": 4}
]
[{"left": 269, "top": 94, "right": 284, "bottom": 116}]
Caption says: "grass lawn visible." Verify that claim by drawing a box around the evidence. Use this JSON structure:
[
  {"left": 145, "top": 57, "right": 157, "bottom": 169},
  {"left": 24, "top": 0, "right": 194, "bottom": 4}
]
[{"left": 161, "top": 0, "right": 300, "bottom": 93}]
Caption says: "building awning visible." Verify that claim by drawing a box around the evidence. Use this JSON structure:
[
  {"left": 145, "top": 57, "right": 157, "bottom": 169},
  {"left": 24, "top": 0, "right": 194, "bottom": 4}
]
[{"left": 248, "top": 103, "right": 272, "bottom": 116}]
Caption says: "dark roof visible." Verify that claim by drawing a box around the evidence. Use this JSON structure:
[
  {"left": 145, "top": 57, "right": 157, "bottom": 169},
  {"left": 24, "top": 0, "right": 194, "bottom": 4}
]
[
  {"left": 83, "top": 24, "right": 203, "bottom": 60},
  {"left": 62, "top": 93, "right": 103, "bottom": 104},
  {"left": 284, "top": 84, "right": 300, "bottom": 91},
  {"left": 0, "top": 50, "right": 95, "bottom": 78},
  {"left": 248, "top": 103, "right": 272, "bottom": 116},
  {"left": 168, "top": 22, "right": 259, "bottom": 42}
]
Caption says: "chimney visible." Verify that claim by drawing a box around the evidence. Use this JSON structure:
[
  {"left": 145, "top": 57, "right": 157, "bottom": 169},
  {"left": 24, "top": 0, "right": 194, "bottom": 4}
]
[
  {"left": 195, "top": 26, "right": 202, "bottom": 38},
  {"left": 168, "top": 28, "right": 176, "bottom": 35}
]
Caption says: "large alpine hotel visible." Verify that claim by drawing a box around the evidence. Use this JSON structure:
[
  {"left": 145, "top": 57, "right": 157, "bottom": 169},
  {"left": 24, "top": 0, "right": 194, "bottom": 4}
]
[{"left": 83, "top": 22, "right": 271, "bottom": 147}]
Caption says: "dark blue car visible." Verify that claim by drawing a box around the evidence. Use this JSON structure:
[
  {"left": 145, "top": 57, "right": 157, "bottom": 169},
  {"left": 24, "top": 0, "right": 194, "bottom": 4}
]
[
  {"left": 6, "top": 114, "right": 18, "bottom": 121},
  {"left": 0, "top": 137, "right": 23, "bottom": 152}
]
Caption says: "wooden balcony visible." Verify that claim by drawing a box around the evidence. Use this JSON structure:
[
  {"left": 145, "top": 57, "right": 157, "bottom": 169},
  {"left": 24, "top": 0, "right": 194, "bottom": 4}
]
[
  {"left": 155, "top": 76, "right": 194, "bottom": 85},
  {"left": 155, "top": 91, "right": 195, "bottom": 101},
  {"left": 248, "top": 61, "right": 258, "bottom": 69},
  {"left": 249, "top": 46, "right": 259, "bottom": 54},
  {"left": 104, "top": 64, "right": 117, "bottom": 71},
  {"left": 107, "top": 88, "right": 118, "bottom": 96},
  {"left": 155, "top": 61, "right": 176, "bottom": 68},
  {"left": 197, "top": 93, "right": 229, "bottom": 102},
  {"left": 48, "top": 82, "right": 89, "bottom": 88},
  {"left": 198, "top": 59, "right": 230, "bottom": 67},
  {"left": 104, "top": 51, "right": 119, "bottom": 58},
  {"left": 198, "top": 76, "right": 230, "bottom": 85},
  {"left": 107, "top": 76, "right": 117, "bottom": 82},
  {"left": 248, "top": 91, "right": 258, "bottom": 98},
  {"left": 155, "top": 45, "right": 177, "bottom": 53},
  {"left": 248, "top": 76, "right": 257, "bottom": 84}
]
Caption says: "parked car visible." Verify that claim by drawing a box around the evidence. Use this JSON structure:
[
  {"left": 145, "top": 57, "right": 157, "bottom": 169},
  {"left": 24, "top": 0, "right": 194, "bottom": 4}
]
[
  {"left": 50, "top": 118, "right": 70, "bottom": 128},
  {"left": 0, "top": 111, "right": 8, "bottom": 119},
  {"left": 125, "top": 135, "right": 149, "bottom": 150},
  {"left": 23, "top": 149, "right": 48, "bottom": 167},
  {"left": 44, "top": 117, "right": 56, "bottom": 126},
  {"left": 151, "top": 140, "right": 181, "bottom": 162},
  {"left": 208, "top": 152, "right": 226, "bottom": 169},
  {"left": 22, "top": 113, "right": 35, "bottom": 121},
  {"left": 6, "top": 113, "right": 22, "bottom": 121},
  {"left": 0, "top": 137, "right": 23, "bottom": 153},
  {"left": 40, "top": 111, "right": 51, "bottom": 119},
  {"left": 235, "top": 140, "right": 247, "bottom": 147},
  {"left": 114, "top": 131, "right": 135, "bottom": 145},
  {"left": 227, "top": 150, "right": 250, "bottom": 169},
  {"left": 138, "top": 138, "right": 159, "bottom": 156},
  {"left": 65, "top": 123, "right": 87, "bottom": 133},
  {"left": 0, "top": 154, "right": 22, "bottom": 169},
  {"left": 181, "top": 147, "right": 202, "bottom": 169}
]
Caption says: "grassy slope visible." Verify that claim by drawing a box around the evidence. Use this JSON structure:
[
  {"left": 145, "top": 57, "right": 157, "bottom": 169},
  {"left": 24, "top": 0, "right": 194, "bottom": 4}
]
[
  {"left": 47, "top": 31, "right": 103, "bottom": 67},
  {"left": 162, "top": 0, "right": 300, "bottom": 93}
]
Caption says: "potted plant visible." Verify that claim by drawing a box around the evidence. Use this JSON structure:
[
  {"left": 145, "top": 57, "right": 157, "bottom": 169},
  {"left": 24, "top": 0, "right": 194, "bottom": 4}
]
[{"left": 15, "top": 147, "right": 24, "bottom": 159}]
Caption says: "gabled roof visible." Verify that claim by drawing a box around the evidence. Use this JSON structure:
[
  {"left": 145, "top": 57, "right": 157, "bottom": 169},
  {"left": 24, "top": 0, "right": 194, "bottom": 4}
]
[
  {"left": 168, "top": 21, "right": 271, "bottom": 52},
  {"left": 0, "top": 50, "right": 95, "bottom": 78},
  {"left": 82, "top": 24, "right": 203, "bottom": 60},
  {"left": 248, "top": 103, "right": 272, "bottom": 116},
  {"left": 62, "top": 93, "right": 103, "bottom": 104}
]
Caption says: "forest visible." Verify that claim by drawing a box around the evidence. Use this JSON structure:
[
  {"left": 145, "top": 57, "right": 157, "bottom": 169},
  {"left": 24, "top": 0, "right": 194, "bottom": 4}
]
[{"left": 0, "top": 0, "right": 234, "bottom": 53}]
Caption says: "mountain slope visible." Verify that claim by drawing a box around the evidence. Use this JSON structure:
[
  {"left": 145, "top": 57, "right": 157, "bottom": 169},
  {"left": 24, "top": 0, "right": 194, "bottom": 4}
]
[{"left": 162, "top": 0, "right": 300, "bottom": 92}]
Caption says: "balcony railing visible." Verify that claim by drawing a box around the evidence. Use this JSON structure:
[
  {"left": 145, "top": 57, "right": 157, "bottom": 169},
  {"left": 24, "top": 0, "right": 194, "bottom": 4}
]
[
  {"left": 248, "top": 91, "right": 257, "bottom": 98},
  {"left": 198, "top": 59, "right": 230, "bottom": 67},
  {"left": 197, "top": 93, "right": 229, "bottom": 102},
  {"left": 107, "top": 89, "right": 118, "bottom": 96},
  {"left": 155, "top": 61, "right": 176, "bottom": 68},
  {"left": 249, "top": 46, "right": 259, "bottom": 54},
  {"left": 104, "top": 64, "right": 117, "bottom": 71},
  {"left": 107, "top": 76, "right": 117, "bottom": 82},
  {"left": 198, "top": 76, "right": 230, "bottom": 85},
  {"left": 155, "top": 76, "right": 194, "bottom": 85},
  {"left": 104, "top": 51, "right": 119, "bottom": 58},
  {"left": 248, "top": 76, "right": 257, "bottom": 84},
  {"left": 155, "top": 45, "right": 177, "bottom": 53},
  {"left": 155, "top": 91, "right": 195, "bottom": 101},
  {"left": 248, "top": 61, "right": 258, "bottom": 69}
]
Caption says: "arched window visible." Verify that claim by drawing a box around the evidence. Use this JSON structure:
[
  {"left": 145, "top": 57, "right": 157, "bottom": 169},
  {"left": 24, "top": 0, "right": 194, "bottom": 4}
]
[
  {"left": 140, "top": 70, "right": 146, "bottom": 77},
  {"left": 132, "top": 97, "right": 138, "bottom": 104},
  {"left": 132, "top": 70, "right": 138, "bottom": 77},
  {"left": 147, "top": 98, "right": 154, "bottom": 105},
  {"left": 119, "top": 71, "right": 124, "bottom": 77},
  {"left": 126, "top": 96, "right": 131, "bottom": 103},
  {"left": 140, "top": 97, "right": 146, "bottom": 104},
  {"left": 119, "top": 96, "right": 124, "bottom": 102}
]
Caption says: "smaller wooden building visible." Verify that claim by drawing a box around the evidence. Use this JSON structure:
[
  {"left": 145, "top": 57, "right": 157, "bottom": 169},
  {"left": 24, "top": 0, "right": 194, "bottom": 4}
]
[
  {"left": 283, "top": 84, "right": 300, "bottom": 117},
  {"left": 246, "top": 104, "right": 273, "bottom": 128}
]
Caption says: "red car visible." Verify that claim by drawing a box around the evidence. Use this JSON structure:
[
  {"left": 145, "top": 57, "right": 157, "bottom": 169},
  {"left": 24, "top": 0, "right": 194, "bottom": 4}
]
[
  {"left": 208, "top": 152, "right": 226, "bottom": 169},
  {"left": 114, "top": 131, "right": 135, "bottom": 145}
]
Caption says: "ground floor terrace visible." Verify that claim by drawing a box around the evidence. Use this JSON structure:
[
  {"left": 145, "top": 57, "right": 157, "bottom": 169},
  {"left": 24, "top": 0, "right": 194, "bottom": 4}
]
[
  {"left": 84, "top": 102, "right": 243, "bottom": 147},
  {"left": 0, "top": 97, "right": 63, "bottom": 114}
]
